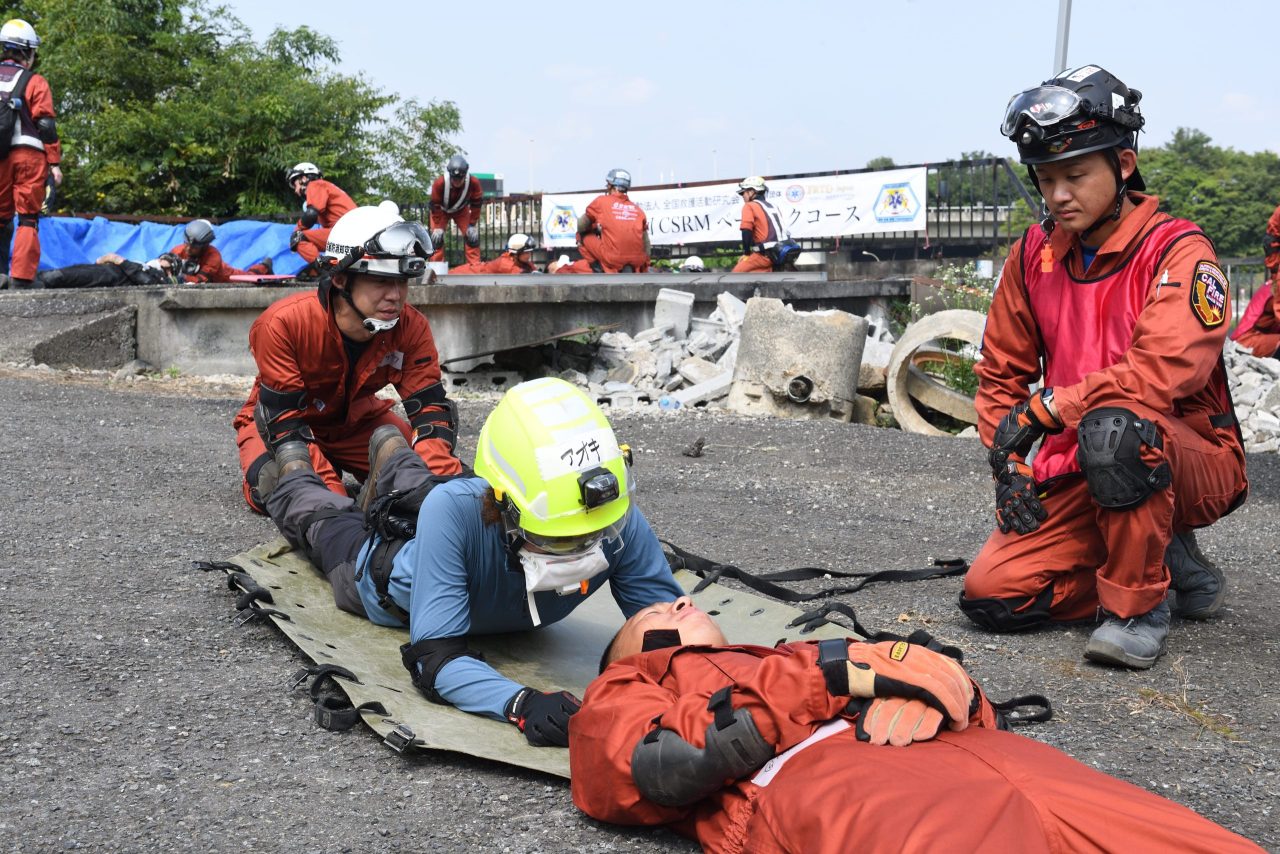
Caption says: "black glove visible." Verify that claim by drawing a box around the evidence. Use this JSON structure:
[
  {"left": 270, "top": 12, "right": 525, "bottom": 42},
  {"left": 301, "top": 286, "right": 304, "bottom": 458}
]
[
  {"left": 505, "top": 687, "right": 581, "bottom": 747},
  {"left": 995, "top": 461, "right": 1047, "bottom": 535},
  {"left": 289, "top": 229, "right": 304, "bottom": 251},
  {"left": 991, "top": 390, "right": 1061, "bottom": 473}
]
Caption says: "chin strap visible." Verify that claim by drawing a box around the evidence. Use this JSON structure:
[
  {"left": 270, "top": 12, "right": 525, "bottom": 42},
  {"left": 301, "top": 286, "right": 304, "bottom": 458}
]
[{"left": 1078, "top": 149, "right": 1129, "bottom": 243}]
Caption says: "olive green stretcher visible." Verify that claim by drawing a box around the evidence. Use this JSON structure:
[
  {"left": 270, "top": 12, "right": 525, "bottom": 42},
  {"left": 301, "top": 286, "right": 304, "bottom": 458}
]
[{"left": 208, "top": 538, "right": 857, "bottom": 779}]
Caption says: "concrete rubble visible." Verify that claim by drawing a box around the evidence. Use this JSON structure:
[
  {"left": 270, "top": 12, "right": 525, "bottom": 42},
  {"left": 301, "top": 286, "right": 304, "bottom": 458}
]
[
  {"left": 549, "top": 289, "right": 891, "bottom": 418},
  {"left": 1225, "top": 338, "right": 1280, "bottom": 453}
]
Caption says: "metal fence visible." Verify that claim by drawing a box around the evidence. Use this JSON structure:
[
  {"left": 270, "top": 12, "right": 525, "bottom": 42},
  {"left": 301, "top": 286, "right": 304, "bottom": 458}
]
[{"left": 414, "top": 158, "right": 1038, "bottom": 267}]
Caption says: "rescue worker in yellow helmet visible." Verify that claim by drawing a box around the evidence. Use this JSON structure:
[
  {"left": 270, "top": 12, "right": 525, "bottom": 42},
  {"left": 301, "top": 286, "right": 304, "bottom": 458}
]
[{"left": 257, "top": 377, "right": 684, "bottom": 747}]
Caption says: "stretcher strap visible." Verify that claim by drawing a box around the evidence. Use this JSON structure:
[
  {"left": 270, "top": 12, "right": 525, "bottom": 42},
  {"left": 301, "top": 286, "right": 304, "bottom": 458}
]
[
  {"left": 662, "top": 540, "right": 969, "bottom": 603},
  {"left": 293, "top": 663, "right": 390, "bottom": 732},
  {"left": 992, "top": 694, "right": 1053, "bottom": 726}
]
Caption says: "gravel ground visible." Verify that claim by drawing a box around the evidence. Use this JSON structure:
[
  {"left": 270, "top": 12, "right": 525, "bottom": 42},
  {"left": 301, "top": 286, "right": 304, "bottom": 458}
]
[{"left": 0, "top": 366, "right": 1275, "bottom": 852}]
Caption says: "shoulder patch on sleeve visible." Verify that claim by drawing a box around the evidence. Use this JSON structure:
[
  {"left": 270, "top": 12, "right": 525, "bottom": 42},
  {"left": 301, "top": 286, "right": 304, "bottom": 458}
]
[{"left": 1190, "top": 261, "right": 1228, "bottom": 328}]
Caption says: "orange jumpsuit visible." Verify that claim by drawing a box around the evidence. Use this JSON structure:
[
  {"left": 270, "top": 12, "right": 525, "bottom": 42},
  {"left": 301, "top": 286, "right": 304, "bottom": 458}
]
[
  {"left": 231, "top": 289, "right": 462, "bottom": 512},
  {"left": 731, "top": 199, "right": 779, "bottom": 273},
  {"left": 571, "top": 642, "right": 1261, "bottom": 853},
  {"left": 963, "top": 194, "right": 1247, "bottom": 624},
  {"left": 429, "top": 175, "right": 483, "bottom": 266},
  {"left": 580, "top": 191, "right": 649, "bottom": 273},
  {"left": 168, "top": 243, "right": 268, "bottom": 283},
  {"left": 446, "top": 253, "right": 533, "bottom": 275},
  {"left": 292, "top": 179, "right": 356, "bottom": 264},
  {"left": 0, "top": 60, "right": 60, "bottom": 281},
  {"left": 1233, "top": 204, "right": 1280, "bottom": 357}
]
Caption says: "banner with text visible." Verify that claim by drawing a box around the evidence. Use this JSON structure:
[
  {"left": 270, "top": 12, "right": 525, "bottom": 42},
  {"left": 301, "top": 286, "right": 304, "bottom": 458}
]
[{"left": 540, "top": 167, "right": 926, "bottom": 248}]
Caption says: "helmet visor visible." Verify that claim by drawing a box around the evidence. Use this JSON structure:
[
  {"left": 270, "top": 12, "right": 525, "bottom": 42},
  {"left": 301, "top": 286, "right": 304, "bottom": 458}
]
[{"left": 1000, "top": 86, "right": 1083, "bottom": 136}]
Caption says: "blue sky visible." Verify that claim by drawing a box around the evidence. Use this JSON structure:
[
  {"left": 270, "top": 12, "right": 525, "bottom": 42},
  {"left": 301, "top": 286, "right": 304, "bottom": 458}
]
[{"left": 223, "top": 0, "right": 1277, "bottom": 194}]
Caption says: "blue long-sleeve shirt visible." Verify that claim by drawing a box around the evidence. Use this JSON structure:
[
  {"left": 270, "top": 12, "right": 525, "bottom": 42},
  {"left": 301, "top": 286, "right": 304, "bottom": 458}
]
[{"left": 355, "top": 477, "right": 683, "bottom": 720}]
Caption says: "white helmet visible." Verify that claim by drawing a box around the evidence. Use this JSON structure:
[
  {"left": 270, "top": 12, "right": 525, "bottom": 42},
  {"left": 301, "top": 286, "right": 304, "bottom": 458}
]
[
  {"left": 321, "top": 202, "right": 433, "bottom": 332},
  {"left": 507, "top": 233, "right": 536, "bottom": 254},
  {"left": 679, "top": 256, "right": 705, "bottom": 272},
  {"left": 737, "top": 176, "right": 767, "bottom": 195},
  {"left": 286, "top": 162, "right": 322, "bottom": 186},
  {"left": 1, "top": 19, "right": 40, "bottom": 51},
  {"left": 323, "top": 201, "right": 433, "bottom": 278}
]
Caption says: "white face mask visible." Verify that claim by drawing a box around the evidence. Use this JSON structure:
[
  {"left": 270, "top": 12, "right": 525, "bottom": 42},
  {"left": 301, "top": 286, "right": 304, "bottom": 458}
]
[{"left": 518, "top": 544, "right": 609, "bottom": 627}]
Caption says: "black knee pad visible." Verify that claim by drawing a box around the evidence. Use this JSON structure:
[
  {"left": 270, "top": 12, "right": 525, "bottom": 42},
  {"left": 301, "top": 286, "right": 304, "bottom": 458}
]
[
  {"left": 17, "top": 214, "right": 38, "bottom": 230},
  {"left": 1076, "top": 407, "right": 1171, "bottom": 509},
  {"left": 958, "top": 586, "right": 1053, "bottom": 633}
]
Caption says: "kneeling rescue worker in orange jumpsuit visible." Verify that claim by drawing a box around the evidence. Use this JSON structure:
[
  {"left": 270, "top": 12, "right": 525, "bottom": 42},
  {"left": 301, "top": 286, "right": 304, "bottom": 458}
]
[
  {"left": 0, "top": 19, "right": 61, "bottom": 289},
  {"left": 232, "top": 201, "right": 463, "bottom": 513},
  {"left": 447, "top": 233, "right": 537, "bottom": 275},
  {"left": 571, "top": 600, "right": 1263, "bottom": 853},
  {"left": 574, "top": 168, "right": 650, "bottom": 273},
  {"left": 429, "top": 154, "right": 483, "bottom": 267},
  {"left": 287, "top": 162, "right": 356, "bottom": 271},
  {"left": 960, "top": 66, "right": 1248, "bottom": 669},
  {"left": 731, "top": 176, "right": 792, "bottom": 273},
  {"left": 1232, "top": 202, "right": 1280, "bottom": 358}
]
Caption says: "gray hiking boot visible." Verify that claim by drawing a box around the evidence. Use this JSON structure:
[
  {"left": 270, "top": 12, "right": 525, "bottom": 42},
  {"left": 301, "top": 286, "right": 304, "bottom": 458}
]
[
  {"left": 253, "top": 402, "right": 313, "bottom": 502},
  {"left": 356, "top": 424, "right": 410, "bottom": 513},
  {"left": 1165, "top": 531, "right": 1225, "bottom": 620},
  {"left": 1083, "top": 599, "right": 1171, "bottom": 669}
]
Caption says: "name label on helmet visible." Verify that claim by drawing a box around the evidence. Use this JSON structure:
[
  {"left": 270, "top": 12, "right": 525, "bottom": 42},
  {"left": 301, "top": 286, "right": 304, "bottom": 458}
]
[{"left": 535, "top": 428, "right": 621, "bottom": 480}]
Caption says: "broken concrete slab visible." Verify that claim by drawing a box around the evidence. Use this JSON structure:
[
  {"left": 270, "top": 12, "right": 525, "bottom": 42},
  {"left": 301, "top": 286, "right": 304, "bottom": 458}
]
[
  {"left": 727, "top": 298, "right": 866, "bottom": 422},
  {"left": 653, "top": 289, "right": 695, "bottom": 340},
  {"left": 670, "top": 371, "right": 733, "bottom": 407},
  {"left": 677, "top": 356, "right": 721, "bottom": 386}
]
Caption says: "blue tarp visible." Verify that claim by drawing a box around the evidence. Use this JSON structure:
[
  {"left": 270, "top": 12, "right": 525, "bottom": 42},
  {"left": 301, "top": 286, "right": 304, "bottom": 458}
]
[{"left": 30, "top": 216, "right": 307, "bottom": 275}]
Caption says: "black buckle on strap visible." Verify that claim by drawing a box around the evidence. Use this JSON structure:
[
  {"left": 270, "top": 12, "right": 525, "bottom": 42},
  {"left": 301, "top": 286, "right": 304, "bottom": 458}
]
[{"left": 383, "top": 723, "right": 419, "bottom": 753}]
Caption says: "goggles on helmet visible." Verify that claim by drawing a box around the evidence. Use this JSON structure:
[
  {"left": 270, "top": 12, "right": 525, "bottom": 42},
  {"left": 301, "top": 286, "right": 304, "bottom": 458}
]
[
  {"left": 335, "top": 221, "right": 432, "bottom": 277},
  {"left": 1001, "top": 85, "right": 1142, "bottom": 138},
  {"left": 522, "top": 528, "right": 606, "bottom": 556}
]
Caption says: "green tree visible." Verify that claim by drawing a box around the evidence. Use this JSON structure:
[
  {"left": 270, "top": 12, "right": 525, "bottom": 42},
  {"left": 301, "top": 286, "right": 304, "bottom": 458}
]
[
  {"left": 1142, "top": 128, "right": 1280, "bottom": 258},
  {"left": 13, "top": 0, "right": 461, "bottom": 217},
  {"left": 367, "top": 97, "right": 464, "bottom": 208},
  {"left": 865, "top": 156, "right": 896, "bottom": 171}
]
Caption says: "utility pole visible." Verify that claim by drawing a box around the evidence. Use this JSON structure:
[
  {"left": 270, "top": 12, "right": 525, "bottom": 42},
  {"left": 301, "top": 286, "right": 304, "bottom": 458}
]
[{"left": 1053, "top": 0, "right": 1072, "bottom": 75}]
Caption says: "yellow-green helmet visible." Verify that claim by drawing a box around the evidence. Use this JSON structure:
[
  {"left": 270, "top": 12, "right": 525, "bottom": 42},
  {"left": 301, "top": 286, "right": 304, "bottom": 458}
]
[{"left": 474, "top": 378, "right": 632, "bottom": 545}]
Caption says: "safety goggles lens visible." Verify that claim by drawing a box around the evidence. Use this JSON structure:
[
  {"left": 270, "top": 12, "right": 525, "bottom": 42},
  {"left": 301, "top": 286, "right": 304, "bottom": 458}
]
[
  {"left": 523, "top": 529, "right": 604, "bottom": 556},
  {"left": 366, "top": 221, "right": 433, "bottom": 259},
  {"left": 1000, "top": 86, "right": 1083, "bottom": 136}
]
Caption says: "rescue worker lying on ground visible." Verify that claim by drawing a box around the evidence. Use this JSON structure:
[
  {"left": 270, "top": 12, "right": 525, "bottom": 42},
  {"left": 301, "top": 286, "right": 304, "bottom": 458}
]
[
  {"left": 570, "top": 600, "right": 1264, "bottom": 853},
  {"left": 568, "top": 168, "right": 650, "bottom": 274},
  {"left": 1232, "top": 202, "right": 1280, "bottom": 358},
  {"left": 257, "top": 377, "right": 684, "bottom": 747},
  {"left": 960, "top": 65, "right": 1248, "bottom": 670},
  {"left": 286, "top": 162, "right": 355, "bottom": 275},
  {"left": 3, "top": 219, "right": 272, "bottom": 288},
  {"left": 730, "top": 176, "right": 799, "bottom": 273},
  {"left": 447, "top": 233, "right": 538, "bottom": 275},
  {"left": 231, "top": 202, "right": 463, "bottom": 513},
  {"left": 429, "top": 154, "right": 484, "bottom": 267},
  {"left": 0, "top": 19, "right": 61, "bottom": 290}
]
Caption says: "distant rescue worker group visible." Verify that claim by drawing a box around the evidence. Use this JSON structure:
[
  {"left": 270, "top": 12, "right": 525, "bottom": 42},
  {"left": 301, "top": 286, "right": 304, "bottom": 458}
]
[{"left": 0, "top": 15, "right": 1269, "bottom": 849}]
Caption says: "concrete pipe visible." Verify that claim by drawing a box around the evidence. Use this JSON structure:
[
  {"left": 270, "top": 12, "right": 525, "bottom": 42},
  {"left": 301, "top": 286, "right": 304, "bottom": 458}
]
[{"left": 886, "top": 309, "right": 987, "bottom": 437}]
